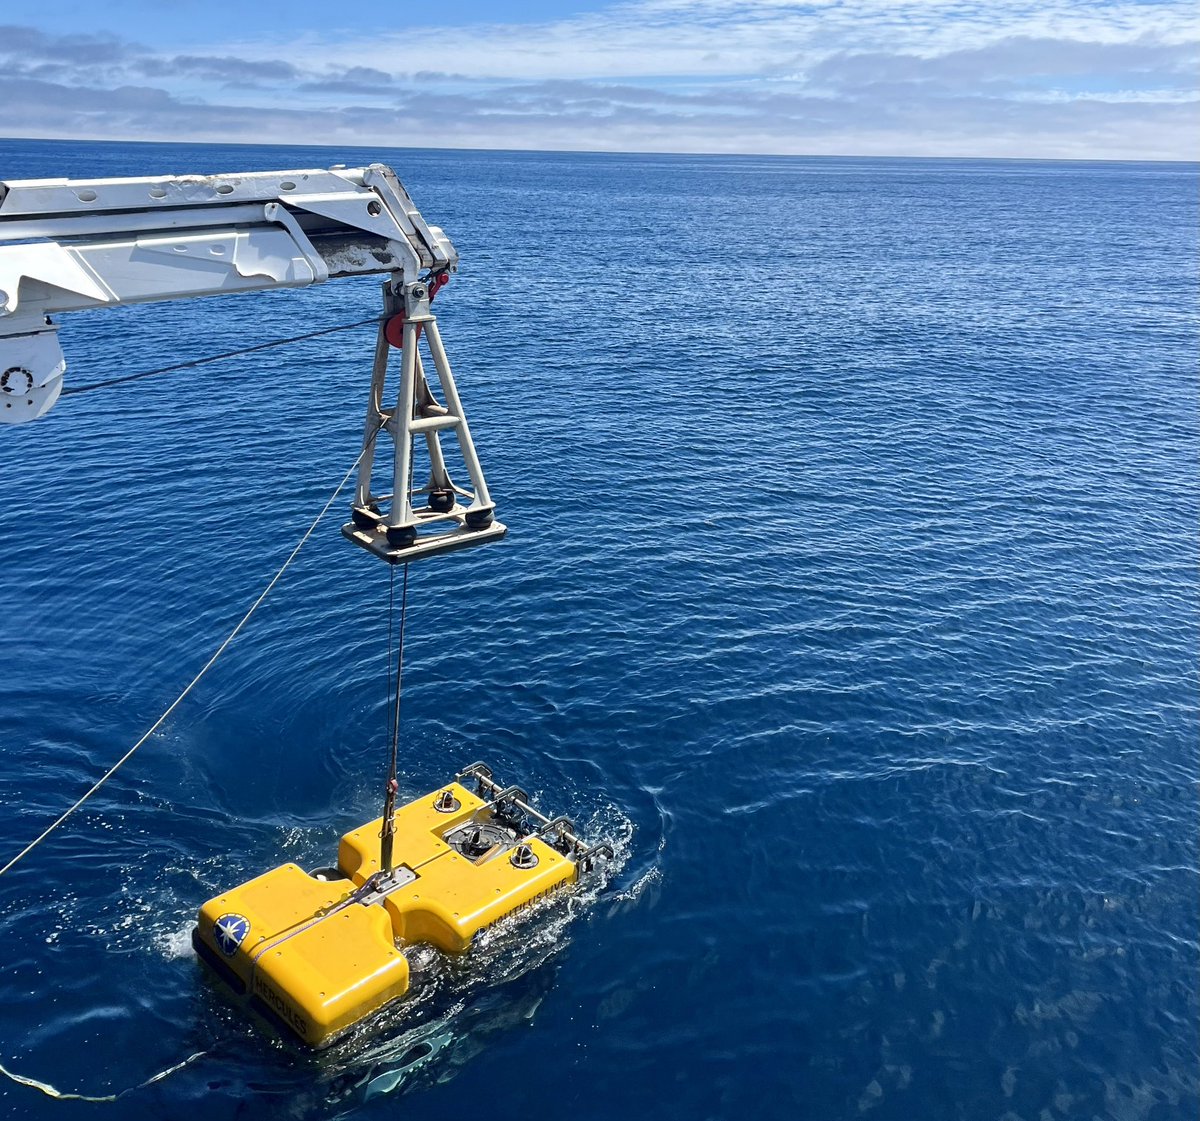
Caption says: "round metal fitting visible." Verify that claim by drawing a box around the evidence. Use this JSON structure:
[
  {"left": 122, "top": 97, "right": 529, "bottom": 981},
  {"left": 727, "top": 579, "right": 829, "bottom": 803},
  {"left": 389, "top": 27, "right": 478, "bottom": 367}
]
[
  {"left": 384, "top": 313, "right": 407, "bottom": 348},
  {"left": 1, "top": 367, "right": 33, "bottom": 396},
  {"left": 510, "top": 843, "right": 539, "bottom": 870},
  {"left": 445, "top": 821, "right": 514, "bottom": 859},
  {"left": 433, "top": 790, "right": 461, "bottom": 813}
]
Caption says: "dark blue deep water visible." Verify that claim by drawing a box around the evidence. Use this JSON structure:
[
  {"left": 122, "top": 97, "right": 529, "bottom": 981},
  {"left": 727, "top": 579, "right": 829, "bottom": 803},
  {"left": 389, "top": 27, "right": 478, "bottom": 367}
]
[{"left": 0, "top": 140, "right": 1196, "bottom": 1120}]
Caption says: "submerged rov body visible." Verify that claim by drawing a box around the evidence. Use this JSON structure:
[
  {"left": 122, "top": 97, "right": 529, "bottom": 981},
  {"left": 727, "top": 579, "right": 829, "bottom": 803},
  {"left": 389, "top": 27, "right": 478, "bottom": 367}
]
[{"left": 192, "top": 765, "right": 610, "bottom": 1047}]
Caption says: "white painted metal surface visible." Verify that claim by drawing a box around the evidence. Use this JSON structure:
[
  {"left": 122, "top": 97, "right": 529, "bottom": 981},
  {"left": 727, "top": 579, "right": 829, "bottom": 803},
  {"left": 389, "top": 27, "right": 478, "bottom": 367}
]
[{"left": 0, "top": 164, "right": 455, "bottom": 424}]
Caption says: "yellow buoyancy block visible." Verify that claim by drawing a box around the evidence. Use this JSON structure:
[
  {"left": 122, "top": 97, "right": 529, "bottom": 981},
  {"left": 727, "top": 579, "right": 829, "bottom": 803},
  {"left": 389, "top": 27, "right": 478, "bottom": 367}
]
[{"left": 193, "top": 768, "right": 607, "bottom": 1047}]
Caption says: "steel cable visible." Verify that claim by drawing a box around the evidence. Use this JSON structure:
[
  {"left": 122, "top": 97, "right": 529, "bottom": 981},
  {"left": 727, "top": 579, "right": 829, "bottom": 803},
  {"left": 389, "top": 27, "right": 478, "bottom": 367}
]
[{"left": 60, "top": 317, "right": 378, "bottom": 397}]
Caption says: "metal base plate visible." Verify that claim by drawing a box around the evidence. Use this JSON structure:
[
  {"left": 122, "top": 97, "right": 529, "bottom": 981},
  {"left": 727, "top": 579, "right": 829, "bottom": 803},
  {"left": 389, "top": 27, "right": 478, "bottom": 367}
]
[{"left": 341, "top": 519, "right": 507, "bottom": 564}]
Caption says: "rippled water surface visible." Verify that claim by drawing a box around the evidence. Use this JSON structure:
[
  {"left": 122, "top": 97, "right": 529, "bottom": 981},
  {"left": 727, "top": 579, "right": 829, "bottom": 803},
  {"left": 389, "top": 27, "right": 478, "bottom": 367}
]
[{"left": 0, "top": 140, "right": 1196, "bottom": 1120}]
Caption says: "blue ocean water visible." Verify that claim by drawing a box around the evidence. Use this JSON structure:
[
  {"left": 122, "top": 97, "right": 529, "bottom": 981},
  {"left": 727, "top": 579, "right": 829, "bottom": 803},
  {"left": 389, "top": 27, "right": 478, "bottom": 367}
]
[{"left": 0, "top": 139, "right": 1196, "bottom": 1121}]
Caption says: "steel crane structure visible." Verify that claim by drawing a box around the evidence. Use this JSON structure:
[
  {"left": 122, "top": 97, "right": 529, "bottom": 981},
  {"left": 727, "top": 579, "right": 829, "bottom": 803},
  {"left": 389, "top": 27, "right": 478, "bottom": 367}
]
[{"left": 0, "top": 162, "right": 505, "bottom": 561}]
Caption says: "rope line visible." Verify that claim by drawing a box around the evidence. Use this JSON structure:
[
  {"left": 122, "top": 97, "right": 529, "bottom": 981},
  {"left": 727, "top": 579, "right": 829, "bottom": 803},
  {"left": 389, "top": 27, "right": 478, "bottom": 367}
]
[
  {"left": 0, "top": 1051, "right": 208, "bottom": 1103},
  {"left": 60, "top": 318, "right": 378, "bottom": 397},
  {"left": 0, "top": 444, "right": 369, "bottom": 879}
]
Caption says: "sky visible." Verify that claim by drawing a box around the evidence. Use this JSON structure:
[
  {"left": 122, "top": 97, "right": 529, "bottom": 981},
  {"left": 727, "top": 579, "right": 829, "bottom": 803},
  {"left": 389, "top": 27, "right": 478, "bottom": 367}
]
[{"left": 1, "top": 0, "right": 1197, "bottom": 159}]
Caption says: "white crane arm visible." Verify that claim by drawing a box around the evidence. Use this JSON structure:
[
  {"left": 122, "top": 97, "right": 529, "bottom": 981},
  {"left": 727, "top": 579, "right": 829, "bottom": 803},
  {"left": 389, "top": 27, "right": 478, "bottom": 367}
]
[{"left": 0, "top": 163, "right": 457, "bottom": 423}]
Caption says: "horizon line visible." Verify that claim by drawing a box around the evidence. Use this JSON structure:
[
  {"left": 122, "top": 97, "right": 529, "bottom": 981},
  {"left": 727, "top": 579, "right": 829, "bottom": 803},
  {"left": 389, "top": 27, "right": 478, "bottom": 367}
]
[{"left": 1, "top": 134, "right": 1196, "bottom": 169}]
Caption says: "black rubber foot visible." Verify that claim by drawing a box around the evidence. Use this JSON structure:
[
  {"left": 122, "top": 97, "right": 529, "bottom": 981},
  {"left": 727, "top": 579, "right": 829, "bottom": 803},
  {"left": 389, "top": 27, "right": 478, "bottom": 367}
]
[
  {"left": 351, "top": 506, "right": 380, "bottom": 531},
  {"left": 465, "top": 508, "right": 495, "bottom": 530},
  {"left": 386, "top": 525, "right": 417, "bottom": 548},
  {"left": 428, "top": 489, "right": 455, "bottom": 513}
]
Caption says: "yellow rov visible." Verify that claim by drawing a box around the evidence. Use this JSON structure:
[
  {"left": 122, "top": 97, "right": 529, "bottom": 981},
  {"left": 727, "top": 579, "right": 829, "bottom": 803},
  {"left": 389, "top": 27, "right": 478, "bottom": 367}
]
[{"left": 193, "top": 764, "right": 610, "bottom": 1047}]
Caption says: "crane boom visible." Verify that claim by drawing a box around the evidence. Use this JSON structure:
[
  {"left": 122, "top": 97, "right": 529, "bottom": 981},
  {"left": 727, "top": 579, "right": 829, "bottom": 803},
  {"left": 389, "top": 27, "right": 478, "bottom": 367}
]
[
  {"left": 0, "top": 163, "right": 455, "bottom": 424},
  {"left": 0, "top": 162, "right": 503, "bottom": 562}
]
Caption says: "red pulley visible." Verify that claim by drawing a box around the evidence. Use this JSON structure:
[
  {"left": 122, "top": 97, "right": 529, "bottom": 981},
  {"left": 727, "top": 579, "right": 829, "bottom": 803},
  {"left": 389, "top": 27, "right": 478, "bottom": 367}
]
[
  {"left": 384, "top": 313, "right": 407, "bottom": 349},
  {"left": 384, "top": 275, "right": 448, "bottom": 348}
]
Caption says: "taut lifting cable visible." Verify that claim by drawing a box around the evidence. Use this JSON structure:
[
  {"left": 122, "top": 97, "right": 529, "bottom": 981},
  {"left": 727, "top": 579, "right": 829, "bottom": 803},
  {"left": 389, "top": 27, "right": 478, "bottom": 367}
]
[
  {"left": 380, "top": 410, "right": 417, "bottom": 874},
  {"left": 0, "top": 442, "right": 371, "bottom": 879},
  {"left": 379, "top": 562, "right": 410, "bottom": 873},
  {"left": 60, "top": 318, "right": 377, "bottom": 397}
]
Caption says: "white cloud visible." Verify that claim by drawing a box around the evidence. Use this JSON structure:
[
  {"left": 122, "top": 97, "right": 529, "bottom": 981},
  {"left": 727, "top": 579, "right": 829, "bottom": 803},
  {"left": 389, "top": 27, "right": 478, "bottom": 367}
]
[
  {"left": 1, "top": 1, "right": 1197, "bottom": 158},
  {"left": 228, "top": 0, "right": 1197, "bottom": 79}
]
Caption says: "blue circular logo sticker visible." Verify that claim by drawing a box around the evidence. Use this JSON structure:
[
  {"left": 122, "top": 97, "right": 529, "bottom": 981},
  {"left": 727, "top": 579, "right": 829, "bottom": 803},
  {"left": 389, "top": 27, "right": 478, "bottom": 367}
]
[{"left": 213, "top": 913, "right": 251, "bottom": 956}]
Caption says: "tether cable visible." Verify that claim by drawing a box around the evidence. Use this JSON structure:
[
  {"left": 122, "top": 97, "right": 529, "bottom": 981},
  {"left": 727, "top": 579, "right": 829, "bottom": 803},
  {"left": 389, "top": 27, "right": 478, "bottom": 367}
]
[
  {"left": 60, "top": 318, "right": 377, "bottom": 397},
  {"left": 0, "top": 441, "right": 371, "bottom": 879},
  {"left": 0, "top": 1050, "right": 208, "bottom": 1103}
]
